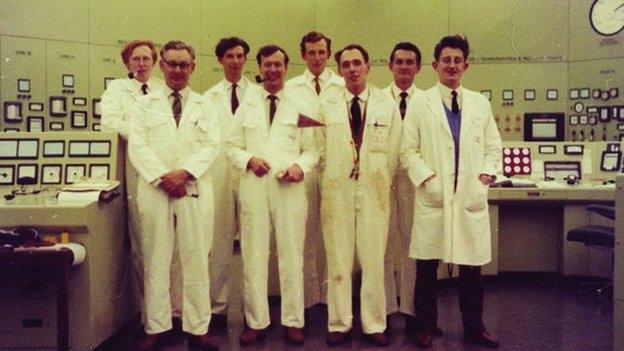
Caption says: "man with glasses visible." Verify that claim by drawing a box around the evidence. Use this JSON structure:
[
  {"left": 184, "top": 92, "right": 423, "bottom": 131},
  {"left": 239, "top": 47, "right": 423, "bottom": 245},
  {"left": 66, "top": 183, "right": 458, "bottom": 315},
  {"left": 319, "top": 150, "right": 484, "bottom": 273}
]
[
  {"left": 203, "top": 36, "right": 253, "bottom": 331},
  {"left": 382, "top": 41, "right": 425, "bottom": 331},
  {"left": 227, "top": 45, "right": 318, "bottom": 346},
  {"left": 401, "top": 35, "right": 501, "bottom": 349},
  {"left": 317, "top": 44, "right": 401, "bottom": 347},
  {"left": 129, "top": 40, "right": 220, "bottom": 351}
]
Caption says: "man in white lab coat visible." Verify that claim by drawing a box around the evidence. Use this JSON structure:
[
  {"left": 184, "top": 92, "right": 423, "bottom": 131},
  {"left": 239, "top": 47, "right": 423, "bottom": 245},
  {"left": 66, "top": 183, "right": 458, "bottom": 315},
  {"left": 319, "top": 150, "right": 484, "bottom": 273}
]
[
  {"left": 401, "top": 35, "right": 501, "bottom": 349},
  {"left": 227, "top": 45, "right": 318, "bottom": 346},
  {"left": 318, "top": 44, "right": 402, "bottom": 347},
  {"left": 381, "top": 41, "right": 427, "bottom": 331},
  {"left": 284, "top": 31, "right": 344, "bottom": 308},
  {"left": 203, "top": 36, "right": 253, "bottom": 329},
  {"left": 129, "top": 40, "right": 220, "bottom": 351},
  {"left": 100, "top": 39, "right": 182, "bottom": 324}
]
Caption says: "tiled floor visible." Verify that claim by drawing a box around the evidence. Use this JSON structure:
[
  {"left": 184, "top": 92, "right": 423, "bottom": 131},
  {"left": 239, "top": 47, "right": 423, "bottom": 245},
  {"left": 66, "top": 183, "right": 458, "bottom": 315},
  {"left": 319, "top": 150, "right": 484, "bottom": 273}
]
[{"left": 111, "top": 254, "right": 613, "bottom": 351}]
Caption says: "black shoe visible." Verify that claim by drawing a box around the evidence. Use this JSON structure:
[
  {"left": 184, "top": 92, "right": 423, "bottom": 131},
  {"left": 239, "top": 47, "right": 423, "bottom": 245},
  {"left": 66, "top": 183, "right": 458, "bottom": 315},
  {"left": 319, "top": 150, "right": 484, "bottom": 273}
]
[
  {"left": 413, "top": 330, "right": 432, "bottom": 348},
  {"left": 363, "top": 332, "right": 389, "bottom": 347},
  {"left": 326, "top": 331, "right": 351, "bottom": 346},
  {"left": 464, "top": 329, "right": 499, "bottom": 349},
  {"left": 209, "top": 314, "right": 228, "bottom": 334}
]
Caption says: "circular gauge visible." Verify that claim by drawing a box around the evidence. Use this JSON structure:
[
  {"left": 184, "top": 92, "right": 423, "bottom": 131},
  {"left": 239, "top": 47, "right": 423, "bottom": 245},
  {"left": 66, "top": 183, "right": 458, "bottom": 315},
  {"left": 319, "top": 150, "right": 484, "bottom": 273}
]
[
  {"left": 574, "top": 101, "right": 585, "bottom": 113},
  {"left": 593, "top": 88, "right": 602, "bottom": 99},
  {"left": 590, "top": 0, "right": 624, "bottom": 36},
  {"left": 610, "top": 87, "right": 619, "bottom": 98},
  {"left": 601, "top": 90, "right": 610, "bottom": 101}
]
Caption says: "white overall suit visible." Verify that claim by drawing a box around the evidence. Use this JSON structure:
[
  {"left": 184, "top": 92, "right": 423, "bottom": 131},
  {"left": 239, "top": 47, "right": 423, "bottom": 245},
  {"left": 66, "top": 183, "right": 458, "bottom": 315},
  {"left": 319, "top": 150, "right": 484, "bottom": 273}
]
[
  {"left": 203, "top": 76, "right": 254, "bottom": 316},
  {"left": 129, "top": 86, "right": 220, "bottom": 335},
  {"left": 226, "top": 86, "right": 319, "bottom": 329},
  {"left": 318, "top": 86, "right": 402, "bottom": 334},
  {"left": 284, "top": 68, "right": 344, "bottom": 307}
]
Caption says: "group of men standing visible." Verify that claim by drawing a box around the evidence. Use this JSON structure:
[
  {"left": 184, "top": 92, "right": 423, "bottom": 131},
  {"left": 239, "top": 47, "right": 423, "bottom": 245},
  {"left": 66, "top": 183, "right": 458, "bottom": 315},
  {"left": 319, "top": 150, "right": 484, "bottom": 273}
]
[{"left": 101, "top": 31, "right": 501, "bottom": 351}]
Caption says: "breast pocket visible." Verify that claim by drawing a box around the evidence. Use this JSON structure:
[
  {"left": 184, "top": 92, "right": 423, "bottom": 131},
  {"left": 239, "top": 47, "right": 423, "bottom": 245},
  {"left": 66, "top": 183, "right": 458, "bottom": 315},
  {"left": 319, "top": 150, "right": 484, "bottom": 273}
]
[
  {"left": 367, "top": 123, "right": 390, "bottom": 152},
  {"left": 242, "top": 118, "right": 264, "bottom": 150},
  {"left": 187, "top": 118, "right": 210, "bottom": 152},
  {"left": 276, "top": 120, "right": 300, "bottom": 152},
  {"left": 145, "top": 117, "right": 170, "bottom": 144}
]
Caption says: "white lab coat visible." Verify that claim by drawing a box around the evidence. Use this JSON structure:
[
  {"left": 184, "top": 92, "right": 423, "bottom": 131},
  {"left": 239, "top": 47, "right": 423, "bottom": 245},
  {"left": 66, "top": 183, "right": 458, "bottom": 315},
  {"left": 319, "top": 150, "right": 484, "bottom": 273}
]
[
  {"left": 129, "top": 87, "right": 220, "bottom": 335},
  {"left": 203, "top": 76, "right": 254, "bottom": 315},
  {"left": 381, "top": 83, "right": 423, "bottom": 317},
  {"left": 100, "top": 77, "right": 185, "bottom": 320},
  {"left": 318, "top": 86, "right": 402, "bottom": 334},
  {"left": 226, "top": 85, "right": 319, "bottom": 329},
  {"left": 401, "top": 85, "right": 501, "bottom": 265},
  {"left": 284, "top": 69, "right": 344, "bottom": 307}
]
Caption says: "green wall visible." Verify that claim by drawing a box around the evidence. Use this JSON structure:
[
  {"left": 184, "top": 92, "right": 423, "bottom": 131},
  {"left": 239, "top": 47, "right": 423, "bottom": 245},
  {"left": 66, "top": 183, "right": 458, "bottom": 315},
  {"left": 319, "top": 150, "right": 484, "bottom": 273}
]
[{"left": 1, "top": 0, "right": 623, "bottom": 140}]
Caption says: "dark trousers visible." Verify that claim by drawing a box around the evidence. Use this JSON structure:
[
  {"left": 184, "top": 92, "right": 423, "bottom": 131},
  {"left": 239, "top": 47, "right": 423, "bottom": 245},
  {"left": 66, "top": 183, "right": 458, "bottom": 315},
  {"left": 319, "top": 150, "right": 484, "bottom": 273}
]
[{"left": 413, "top": 259, "right": 484, "bottom": 333}]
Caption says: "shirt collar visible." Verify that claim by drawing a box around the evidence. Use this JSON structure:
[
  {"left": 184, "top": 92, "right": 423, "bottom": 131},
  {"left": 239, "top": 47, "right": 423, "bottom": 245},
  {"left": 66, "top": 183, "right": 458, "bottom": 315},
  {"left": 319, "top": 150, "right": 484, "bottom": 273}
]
[
  {"left": 437, "top": 81, "right": 462, "bottom": 100},
  {"left": 344, "top": 86, "right": 370, "bottom": 103},
  {"left": 391, "top": 82, "right": 415, "bottom": 98},
  {"left": 165, "top": 85, "right": 191, "bottom": 101},
  {"left": 262, "top": 88, "right": 283, "bottom": 100},
  {"left": 304, "top": 68, "right": 331, "bottom": 83},
  {"left": 224, "top": 76, "right": 248, "bottom": 91}
]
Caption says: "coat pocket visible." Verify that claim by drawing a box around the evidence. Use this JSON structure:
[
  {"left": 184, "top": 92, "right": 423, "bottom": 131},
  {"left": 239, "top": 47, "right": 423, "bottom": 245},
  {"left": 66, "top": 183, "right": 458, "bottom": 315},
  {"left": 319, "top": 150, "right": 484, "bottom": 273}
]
[
  {"left": 421, "top": 176, "right": 443, "bottom": 207},
  {"left": 465, "top": 179, "right": 488, "bottom": 212}
]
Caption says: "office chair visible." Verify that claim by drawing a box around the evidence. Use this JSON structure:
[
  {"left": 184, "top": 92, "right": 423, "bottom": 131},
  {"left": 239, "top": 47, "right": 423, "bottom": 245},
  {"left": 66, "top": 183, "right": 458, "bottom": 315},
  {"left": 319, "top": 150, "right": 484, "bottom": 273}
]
[{"left": 566, "top": 204, "right": 615, "bottom": 295}]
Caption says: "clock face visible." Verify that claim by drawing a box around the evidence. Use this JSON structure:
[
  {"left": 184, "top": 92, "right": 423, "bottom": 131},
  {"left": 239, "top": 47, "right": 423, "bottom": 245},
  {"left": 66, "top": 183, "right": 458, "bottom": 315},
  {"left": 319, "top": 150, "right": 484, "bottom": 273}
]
[{"left": 590, "top": 0, "right": 624, "bottom": 36}]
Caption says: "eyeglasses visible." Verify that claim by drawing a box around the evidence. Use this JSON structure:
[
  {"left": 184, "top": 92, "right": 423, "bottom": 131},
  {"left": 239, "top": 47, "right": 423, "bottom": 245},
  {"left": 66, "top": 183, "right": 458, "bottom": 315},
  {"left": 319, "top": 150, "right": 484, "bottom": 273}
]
[
  {"left": 162, "top": 59, "right": 193, "bottom": 70},
  {"left": 439, "top": 56, "right": 465, "bottom": 65}
]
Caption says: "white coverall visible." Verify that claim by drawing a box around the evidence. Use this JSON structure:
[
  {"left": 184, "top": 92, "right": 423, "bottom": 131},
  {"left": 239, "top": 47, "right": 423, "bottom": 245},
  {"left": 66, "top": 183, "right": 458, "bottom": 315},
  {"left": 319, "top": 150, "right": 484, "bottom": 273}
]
[
  {"left": 129, "top": 87, "right": 220, "bottom": 335},
  {"left": 226, "top": 86, "right": 319, "bottom": 329},
  {"left": 318, "top": 87, "right": 402, "bottom": 334},
  {"left": 381, "top": 83, "right": 423, "bottom": 317},
  {"left": 101, "top": 77, "right": 183, "bottom": 318},
  {"left": 400, "top": 84, "right": 501, "bottom": 265},
  {"left": 284, "top": 68, "right": 344, "bottom": 307},
  {"left": 203, "top": 76, "right": 254, "bottom": 315}
]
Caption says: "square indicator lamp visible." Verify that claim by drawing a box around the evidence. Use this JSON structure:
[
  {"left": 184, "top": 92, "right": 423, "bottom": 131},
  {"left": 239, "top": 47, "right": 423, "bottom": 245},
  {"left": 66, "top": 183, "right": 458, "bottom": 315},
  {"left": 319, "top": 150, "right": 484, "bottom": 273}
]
[{"left": 502, "top": 147, "right": 532, "bottom": 176}]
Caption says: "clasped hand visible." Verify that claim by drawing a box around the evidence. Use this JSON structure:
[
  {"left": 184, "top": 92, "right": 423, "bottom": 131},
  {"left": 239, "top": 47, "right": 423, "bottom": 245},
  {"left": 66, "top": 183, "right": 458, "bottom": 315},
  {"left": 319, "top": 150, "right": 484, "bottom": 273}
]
[{"left": 159, "top": 169, "right": 192, "bottom": 198}]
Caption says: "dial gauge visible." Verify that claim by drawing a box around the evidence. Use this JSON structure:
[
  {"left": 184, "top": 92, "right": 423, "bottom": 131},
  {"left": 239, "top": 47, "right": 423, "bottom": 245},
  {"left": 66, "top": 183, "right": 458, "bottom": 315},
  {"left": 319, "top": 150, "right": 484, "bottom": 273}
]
[{"left": 590, "top": 0, "right": 624, "bottom": 36}]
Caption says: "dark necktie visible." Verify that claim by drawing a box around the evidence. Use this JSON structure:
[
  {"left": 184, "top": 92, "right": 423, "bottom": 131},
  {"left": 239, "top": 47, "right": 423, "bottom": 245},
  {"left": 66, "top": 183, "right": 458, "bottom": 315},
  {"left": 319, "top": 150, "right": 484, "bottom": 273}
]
[
  {"left": 350, "top": 96, "right": 361, "bottom": 137},
  {"left": 399, "top": 91, "right": 408, "bottom": 119},
  {"left": 314, "top": 77, "right": 321, "bottom": 95},
  {"left": 141, "top": 83, "right": 148, "bottom": 95},
  {"left": 172, "top": 91, "right": 182, "bottom": 126},
  {"left": 231, "top": 83, "right": 239, "bottom": 114},
  {"left": 268, "top": 95, "right": 277, "bottom": 125},
  {"left": 451, "top": 90, "right": 459, "bottom": 114}
]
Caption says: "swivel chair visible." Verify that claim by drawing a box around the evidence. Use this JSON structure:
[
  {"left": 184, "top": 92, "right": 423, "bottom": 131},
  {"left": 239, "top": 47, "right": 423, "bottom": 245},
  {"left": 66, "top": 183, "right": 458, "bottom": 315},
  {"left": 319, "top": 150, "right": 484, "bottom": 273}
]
[{"left": 566, "top": 204, "right": 615, "bottom": 295}]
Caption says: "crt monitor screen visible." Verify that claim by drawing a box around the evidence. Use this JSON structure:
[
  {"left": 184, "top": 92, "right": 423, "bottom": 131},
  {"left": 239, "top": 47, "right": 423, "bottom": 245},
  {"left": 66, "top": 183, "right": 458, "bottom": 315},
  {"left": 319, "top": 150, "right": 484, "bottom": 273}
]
[{"left": 523, "top": 113, "right": 565, "bottom": 141}]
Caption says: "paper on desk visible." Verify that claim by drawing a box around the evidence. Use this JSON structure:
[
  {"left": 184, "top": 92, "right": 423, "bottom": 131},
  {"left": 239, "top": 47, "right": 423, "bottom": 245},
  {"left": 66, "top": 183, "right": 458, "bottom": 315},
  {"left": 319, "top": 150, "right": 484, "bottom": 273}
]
[
  {"left": 14, "top": 243, "right": 86, "bottom": 266},
  {"left": 57, "top": 190, "right": 101, "bottom": 204}
]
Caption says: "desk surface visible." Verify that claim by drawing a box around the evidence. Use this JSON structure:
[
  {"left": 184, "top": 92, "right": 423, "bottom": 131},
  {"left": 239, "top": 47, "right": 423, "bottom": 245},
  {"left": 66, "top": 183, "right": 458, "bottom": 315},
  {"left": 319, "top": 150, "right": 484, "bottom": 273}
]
[{"left": 489, "top": 182, "right": 615, "bottom": 202}]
